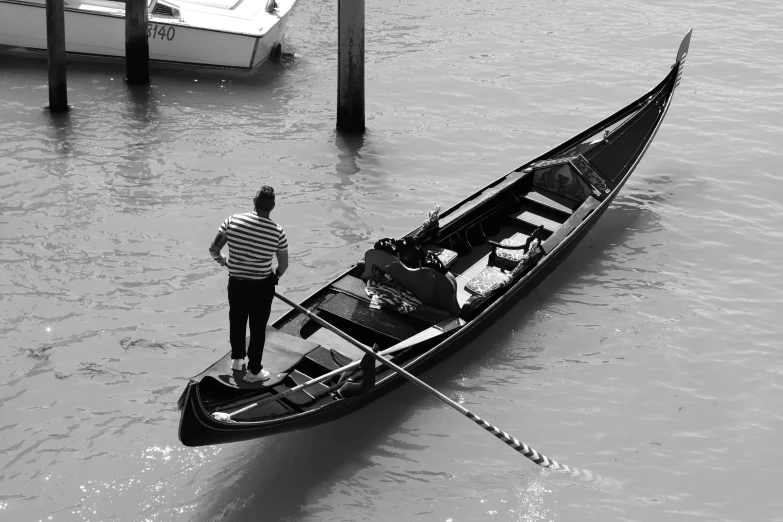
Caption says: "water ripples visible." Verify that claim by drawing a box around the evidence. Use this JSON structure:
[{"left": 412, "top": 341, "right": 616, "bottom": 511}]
[{"left": 3, "top": 0, "right": 783, "bottom": 520}]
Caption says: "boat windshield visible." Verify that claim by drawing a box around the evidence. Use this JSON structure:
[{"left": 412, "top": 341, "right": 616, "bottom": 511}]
[
  {"left": 176, "top": 0, "right": 241, "bottom": 8},
  {"left": 98, "top": 0, "right": 156, "bottom": 6}
]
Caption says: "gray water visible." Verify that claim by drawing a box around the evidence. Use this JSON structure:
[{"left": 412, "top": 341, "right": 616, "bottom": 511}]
[{"left": 2, "top": 0, "right": 782, "bottom": 520}]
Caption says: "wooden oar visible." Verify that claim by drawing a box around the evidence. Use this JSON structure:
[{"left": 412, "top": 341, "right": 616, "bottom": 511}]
[
  {"left": 211, "top": 322, "right": 452, "bottom": 421},
  {"left": 273, "top": 291, "right": 589, "bottom": 475}
]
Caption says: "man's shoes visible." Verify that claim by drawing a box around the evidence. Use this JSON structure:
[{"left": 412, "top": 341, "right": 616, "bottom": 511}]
[
  {"left": 243, "top": 369, "right": 271, "bottom": 383},
  {"left": 231, "top": 359, "right": 245, "bottom": 371}
]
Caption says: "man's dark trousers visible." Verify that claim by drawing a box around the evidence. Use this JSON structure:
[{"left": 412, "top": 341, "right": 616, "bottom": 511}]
[{"left": 228, "top": 276, "right": 275, "bottom": 375}]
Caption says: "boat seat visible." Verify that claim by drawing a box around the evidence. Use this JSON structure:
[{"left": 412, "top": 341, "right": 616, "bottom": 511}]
[
  {"left": 458, "top": 226, "right": 546, "bottom": 315},
  {"left": 487, "top": 226, "right": 545, "bottom": 269},
  {"left": 361, "top": 249, "right": 461, "bottom": 315},
  {"left": 509, "top": 209, "right": 562, "bottom": 232},
  {"left": 488, "top": 232, "right": 529, "bottom": 270},
  {"left": 523, "top": 188, "right": 578, "bottom": 216}
]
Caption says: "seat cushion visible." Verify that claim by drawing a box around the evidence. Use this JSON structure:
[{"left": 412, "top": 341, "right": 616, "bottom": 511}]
[
  {"left": 464, "top": 267, "right": 512, "bottom": 298},
  {"left": 494, "top": 232, "right": 529, "bottom": 270},
  {"left": 423, "top": 245, "right": 459, "bottom": 269}
]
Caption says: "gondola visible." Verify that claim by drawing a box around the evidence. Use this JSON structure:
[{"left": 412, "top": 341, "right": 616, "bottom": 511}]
[{"left": 178, "top": 30, "right": 692, "bottom": 447}]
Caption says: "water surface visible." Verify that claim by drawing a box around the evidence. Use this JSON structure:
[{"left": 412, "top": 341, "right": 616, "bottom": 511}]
[{"left": 1, "top": 0, "right": 782, "bottom": 520}]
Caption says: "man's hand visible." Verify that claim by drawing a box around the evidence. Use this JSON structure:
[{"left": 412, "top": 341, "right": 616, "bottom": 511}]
[{"left": 209, "top": 231, "right": 228, "bottom": 266}]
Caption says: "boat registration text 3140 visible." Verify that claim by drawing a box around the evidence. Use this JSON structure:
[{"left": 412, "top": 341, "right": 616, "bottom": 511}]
[{"left": 148, "top": 24, "right": 176, "bottom": 41}]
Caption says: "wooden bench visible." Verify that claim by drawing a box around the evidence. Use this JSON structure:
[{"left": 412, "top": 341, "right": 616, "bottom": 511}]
[
  {"left": 523, "top": 188, "right": 578, "bottom": 215},
  {"left": 509, "top": 209, "right": 563, "bottom": 232}
]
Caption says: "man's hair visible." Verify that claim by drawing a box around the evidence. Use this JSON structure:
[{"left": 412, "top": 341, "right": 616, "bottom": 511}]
[{"left": 254, "top": 185, "right": 275, "bottom": 211}]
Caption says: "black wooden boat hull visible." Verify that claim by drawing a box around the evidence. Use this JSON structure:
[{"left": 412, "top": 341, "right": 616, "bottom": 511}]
[
  {"left": 179, "top": 31, "right": 691, "bottom": 447},
  {"left": 178, "top": 204, "right": 612, "bottom": 446}
]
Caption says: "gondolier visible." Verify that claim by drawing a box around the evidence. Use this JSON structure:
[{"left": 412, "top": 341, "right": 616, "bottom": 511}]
[{"left": 209, "top": 185, "right": 289, "bottom": 383}]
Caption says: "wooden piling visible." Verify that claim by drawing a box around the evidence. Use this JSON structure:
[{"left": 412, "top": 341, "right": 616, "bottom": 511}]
[
  {"left": 45, "top": 0, "right": 68, "bottom": 112},
  {"left": 336, "top": 0, "right": 365, "bottom": 133},
  {"left": 125, "top": 0, "right": 150, "bottom": 84}
]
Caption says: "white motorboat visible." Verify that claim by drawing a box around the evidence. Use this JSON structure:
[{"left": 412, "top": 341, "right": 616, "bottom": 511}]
[{"left": 0, "top": 0, "right": 298, "bottom": 69}]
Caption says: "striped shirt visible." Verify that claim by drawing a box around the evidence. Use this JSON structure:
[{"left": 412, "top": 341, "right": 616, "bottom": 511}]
[{"left": 219, "top": 212, "right": 288, "bottom": 280}]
